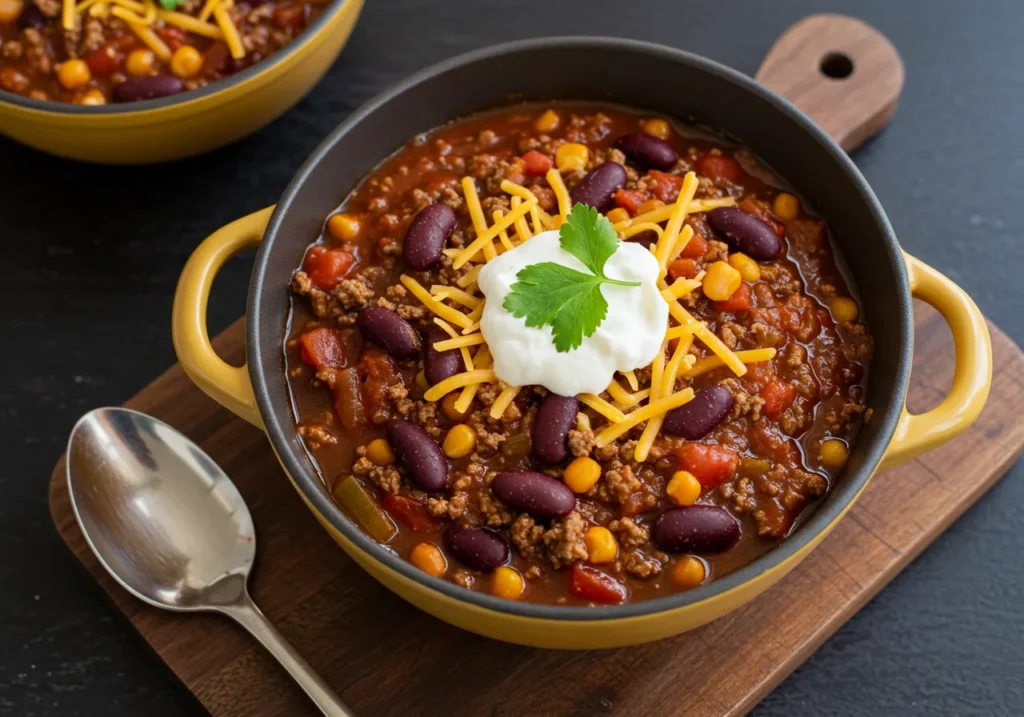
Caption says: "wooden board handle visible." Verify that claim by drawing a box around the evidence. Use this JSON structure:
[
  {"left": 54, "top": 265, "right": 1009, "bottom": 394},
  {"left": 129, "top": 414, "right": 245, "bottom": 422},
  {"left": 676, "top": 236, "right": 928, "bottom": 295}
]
[{"left": 755, "top": 14, "right": 905, "bottom": 151}]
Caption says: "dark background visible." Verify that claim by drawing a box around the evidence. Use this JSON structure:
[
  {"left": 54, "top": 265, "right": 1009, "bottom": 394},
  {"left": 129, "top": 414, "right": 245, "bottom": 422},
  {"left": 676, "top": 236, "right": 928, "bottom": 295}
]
[{"left": 2, "top": 0, "right": 1023, "bottom": 714}]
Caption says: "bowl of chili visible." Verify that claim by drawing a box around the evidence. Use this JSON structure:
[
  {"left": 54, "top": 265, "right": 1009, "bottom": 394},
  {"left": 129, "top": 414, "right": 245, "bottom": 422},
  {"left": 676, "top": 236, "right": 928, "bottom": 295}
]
[
  {"left": 171, "top": 36, "right": 992, "bottom": 648},
  {"left": 0, "top": 0, "right": 363, "bottom": 163}
]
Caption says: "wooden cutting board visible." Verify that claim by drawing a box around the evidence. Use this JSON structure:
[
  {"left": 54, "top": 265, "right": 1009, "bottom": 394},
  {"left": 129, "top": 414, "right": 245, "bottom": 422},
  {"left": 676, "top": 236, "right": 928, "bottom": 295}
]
[{"left": 48, "top": 305, "right": 1024, "bottom": 717}]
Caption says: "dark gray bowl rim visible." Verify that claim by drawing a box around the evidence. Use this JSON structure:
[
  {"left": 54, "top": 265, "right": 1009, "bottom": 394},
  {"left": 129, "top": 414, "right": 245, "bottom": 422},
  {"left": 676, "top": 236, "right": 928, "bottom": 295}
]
[
  {"left": 248, "top": 36, "right": 911, "bottom": 623},
  {"left": 0, "top": 0, "right": 353, "bottom": 115}
]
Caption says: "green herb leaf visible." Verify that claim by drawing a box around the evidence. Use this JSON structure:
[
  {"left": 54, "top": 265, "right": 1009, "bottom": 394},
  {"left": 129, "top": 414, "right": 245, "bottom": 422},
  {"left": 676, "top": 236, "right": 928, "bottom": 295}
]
[
  {"left": 158, "top": 0, "right": 179, "bottom": 10},
  {"left": 502, "top": 203, "right": 638, "bottom": 353},
  {"left": 558, "top": 203, "right": 620, "bottom": 278}
]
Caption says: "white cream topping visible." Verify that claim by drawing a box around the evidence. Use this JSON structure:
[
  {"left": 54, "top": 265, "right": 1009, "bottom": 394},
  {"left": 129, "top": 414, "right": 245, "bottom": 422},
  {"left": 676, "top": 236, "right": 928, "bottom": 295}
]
[{"left": 476, "top": 230, "right": 668, "bottom": 396}]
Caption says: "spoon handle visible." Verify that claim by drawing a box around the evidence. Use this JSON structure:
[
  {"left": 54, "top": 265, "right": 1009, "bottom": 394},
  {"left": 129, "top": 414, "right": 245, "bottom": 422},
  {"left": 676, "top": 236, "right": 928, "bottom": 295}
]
[{"left": 220, "top": 593, "right": 356, "bottom": 717}]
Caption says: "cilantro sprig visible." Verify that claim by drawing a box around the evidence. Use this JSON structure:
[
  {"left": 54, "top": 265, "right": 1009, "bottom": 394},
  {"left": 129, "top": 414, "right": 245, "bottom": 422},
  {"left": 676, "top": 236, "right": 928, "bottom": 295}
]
[{"left": 503, "top": 203, "right": 640, "bottom": 353}]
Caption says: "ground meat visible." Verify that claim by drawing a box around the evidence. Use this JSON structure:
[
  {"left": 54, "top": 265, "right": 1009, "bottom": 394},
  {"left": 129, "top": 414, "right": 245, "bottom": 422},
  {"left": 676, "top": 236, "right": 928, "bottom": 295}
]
[
  {"left": 599, "top": 464, "right": 641, "bottom": 503},
  {"left": 624, "top": 550, "right": 663, "bottom": 578},
  {"left": 23, "top": 28, "right": 50, "bottom": 74},
  {"left": 427, "top": 492, "right": 468, "bottom": 520},
  {"left": 608, "top": 517, "right": 648, "bottom": 548},
  {"left": 542, "top": 511, "right": 588, "bottom": 568},
  {"left": 750, "top": 321, "right": 783, "bottom": 348},
  {"left": 452, "top": 570, "right": 474, "bottom": 589},
  {"left": 334, "top": 278, "right": 375, "bottom": 310},
  {"left": 567, "top": 428, "right": 596, "bottom": 457},
  {"left": 296, "top": 424, "right": 336, "bottom": 449},
  {"left": 824, "top": 401, "right": 866, "bottom": 432},
  {"left": 33, "top": 0, "right": 59, "bottom": 17},
  {"left": 510, "top": 514, "right": 544, "bottom": 560},
  {"left": 479, "top": 485, "right": 513, "bottom": 527},
  {"left": 721, "top": 378, "right": 764, "bottom": 422},
  {"left": 843, "top": 322, "right": 874, "bottom": 361},
  {"left": 3, "top": 40, "right": 22, "bottom": 60},
  {"left": 81, "top": 18, "right": 104, "bottom": 53},
  {"left": 719, "top": 321, "right": 747, "bottom": 350},
  {"left": 351, "top": 457, "right": 401, "bottom": 494},
  {"left": 704, "top": 239, "right": 729, "bottom": 263}
]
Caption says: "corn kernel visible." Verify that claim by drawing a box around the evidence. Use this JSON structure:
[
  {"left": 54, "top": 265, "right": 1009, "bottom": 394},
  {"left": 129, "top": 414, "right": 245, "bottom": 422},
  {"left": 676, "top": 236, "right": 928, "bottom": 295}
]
[
  {"left": 77, "top": 88, "right": 106, "bottom": 106},
  {"left": 365, "top": 438, "right": 394, "bottom": 466},
  {"left": 57, "top": 59, "right": 90, "bottom": 90},
  {"left": 773, "top": 192, "right": 800, "bottom": 220},
  {"left": 728, "top": 252, "right": 761, "bottom": 282},
  {"left": 492, "top": 566, "right": 524, "bottom": 600},
  {"left": 642, "top": 117, "right": 672, "bottom": 140},
  {"left": 638, "top": 198, "right": 665, "bottom": 215},
  {"left": 563, "top": 456, "right": 601, "bottom": 493},
  {"left": 702, "top": 260, "right": 742, "bottom": 301},
  {"left": 125, "top": 48, "right": 155, "bottom": 77},
  {"left": 535, "top": 109, "right": 560, "bottom": 133},
  {"left": 830, "top": 296, "right": 859, "bottom": 323},
  {"left": 443, "top": 424, "right": 477, "bottom": 458},
  {"left": 605, "top": 207, "right": 630, "bottom": 224},
  {"left": 442, "top": 392, "right": 468, "bottom": 421},
  {"left": 820, "top": 439, "right": 849, "bottom": 470},
  {"left": 170, "top": 45, "right": 203, "bottom": 79},
  {"left": 0, "top": 0, "right": 25, "bottom": 24},
  {"left": 327, "top": 213, "right": 361, "bottom": 242},
  {"left": 556, "top": 142, "right": 589, "bottom": 172},
  {"left": 410, "top": 542, "right": 447, "bottom": 577},
  {"left": 666, "top": 470, "right": 702, "bottom": 506},
  {"left": 584, "top": 526, "right": 618, "bottom": 564},
  {"left": 671, "top": 556, "right": 706, "bottom": 588}
]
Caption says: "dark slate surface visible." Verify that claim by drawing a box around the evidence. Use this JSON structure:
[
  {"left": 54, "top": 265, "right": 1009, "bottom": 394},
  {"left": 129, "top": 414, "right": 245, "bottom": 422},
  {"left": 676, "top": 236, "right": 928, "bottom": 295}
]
[{"left": 1, "top": 0, "right": 1022, "bottom": 714}]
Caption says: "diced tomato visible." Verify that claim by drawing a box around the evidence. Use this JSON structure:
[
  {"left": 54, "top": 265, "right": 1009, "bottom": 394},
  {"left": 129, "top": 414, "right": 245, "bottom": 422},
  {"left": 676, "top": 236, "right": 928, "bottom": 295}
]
[
  {"left": 678, "top": 232, "right": 707, "bottom": 259},
  {"left": 647, "top": 170, "right": 683, "bottom": 203},
  {"left": 667, "top": 258, "right": 697, "bottom": 280},
  {"left": 297, "top": 328, "right": 348, "bottom": 372},
  {"left": 696, "top": 154, "right": 743, "bottom": 183},
  {"left": 569, "top": 564, "right": 627, "bottom": 604},
  {"left": 613, "top": 188, "right": 644, "bottom": 215},
  {"left": 273, "top": 2, "right": 308, "bottom": 29},
  {"left": 521, "top": 150, "right": 552, "bottom": 177},
  {"left": 155, "top": 26, "right": 188, "bottom": 51},
  {"left": 760, "top": 380, "right": 796, "bottom": 420},
  {"left": 303, "top": 245, "right": 355, "bottom": 292},
  {"left": 85, "top": 45, "right": 120, "bottom": 77},
  {"left": 738, "top": 198, "right": 785, "bottom": 238},
  {"left": 714, "top": 282, "right": 753, "bottom": 312},
  {"left": 358, "top": 347, "right": 403, "bottom": 425},
  {"left": 786, "top": 216, "right": 826, "bottom": 251},
  {"left": 332, "top": 367, "right": 365, "bottom": 430},
  {"left": 620, "top": 490, "right": 648, "bottom": 517},
  {"left": 202, "top": 42, "right": 231, "bottom": 78},
  {"left": 381, "top": 493, "right": 439, "bottom": 532},
  {"left": 674, "top": 443, "right": 740, "bottom": 489}
]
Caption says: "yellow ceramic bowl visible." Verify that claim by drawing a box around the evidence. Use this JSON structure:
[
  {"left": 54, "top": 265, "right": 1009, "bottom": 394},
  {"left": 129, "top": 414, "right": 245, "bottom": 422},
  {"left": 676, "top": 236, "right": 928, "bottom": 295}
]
[
  {"left": 0, "top": 0, "right": 363, "bottom": 164},
  {"left": 171, "top": 38, "right": 993, "bottom": 648}
]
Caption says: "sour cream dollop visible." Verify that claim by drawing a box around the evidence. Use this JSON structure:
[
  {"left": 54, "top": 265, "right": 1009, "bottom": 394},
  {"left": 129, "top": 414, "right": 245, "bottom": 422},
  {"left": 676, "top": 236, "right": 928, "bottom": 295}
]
[{"left": 476, "top": 230, "right": 668, "bottom": 396}]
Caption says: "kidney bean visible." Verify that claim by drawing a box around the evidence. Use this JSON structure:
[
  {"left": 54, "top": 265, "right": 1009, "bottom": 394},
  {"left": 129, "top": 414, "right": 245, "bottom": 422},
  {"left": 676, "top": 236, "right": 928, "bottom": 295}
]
[
  {"left": 569, "top": 162, "right": 627, "bottom": 211},
  {"left": 423, "top": 327, "right": 462, "bottom": 385},
  {"left": 614, "top": 133, "right": 678, "bottom": 171},
  {"left": 17, "top": 4, "right": 46, "bottom": 29},
  {"left": 403, "top": 203, "right": 455, "bottom": 270},
  {"left": 652, "top": 505, "right": 741, "bottom": 554},
  {"left": 111, "top": 75, "right": 185, "bottom": 103},
  {"left": 532, "top": 394, "right": 579, "bottom": 463},
  {"left": 492, "top": 471, "right": 576, "bottom": 520},
  {"left": 387, "top": 421, "right": 448, "bottom": 492},
  {"left": 444, "top": 524, "right": 509, "bottom": 572},
  {"left": 662, "top": 385, "right": 734, "bottom": 440},
  {"left": 707, "top": 206, "right": 782, "bottom": 260},
  {"left": 357, "top": 306, "right": 421, "bottom": 359}
]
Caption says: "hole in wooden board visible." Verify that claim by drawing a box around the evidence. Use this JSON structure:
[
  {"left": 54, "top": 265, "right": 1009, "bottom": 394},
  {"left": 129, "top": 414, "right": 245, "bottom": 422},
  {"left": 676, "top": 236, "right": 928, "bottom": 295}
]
[{"left": 819, "top": 52, "right": 854, "bottom": 79}]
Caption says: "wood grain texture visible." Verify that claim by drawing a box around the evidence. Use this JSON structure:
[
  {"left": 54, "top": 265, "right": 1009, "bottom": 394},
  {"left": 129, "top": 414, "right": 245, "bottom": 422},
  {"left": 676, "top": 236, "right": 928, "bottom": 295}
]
[
  {"left": 755, "top": 14, "right": 905, "bottom": 151},
  {"left": 48, "top": 306, "right": 1024, "bottom": 717}
]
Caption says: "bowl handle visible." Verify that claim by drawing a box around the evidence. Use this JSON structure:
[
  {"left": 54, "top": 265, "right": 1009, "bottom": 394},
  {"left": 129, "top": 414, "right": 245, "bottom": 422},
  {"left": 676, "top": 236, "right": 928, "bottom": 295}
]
[
  {"left": 171, "top": 207, "right": 275, "bottom": 428},
  {"left": 879, "top": 253, "right": 992, "bottom": 470}
]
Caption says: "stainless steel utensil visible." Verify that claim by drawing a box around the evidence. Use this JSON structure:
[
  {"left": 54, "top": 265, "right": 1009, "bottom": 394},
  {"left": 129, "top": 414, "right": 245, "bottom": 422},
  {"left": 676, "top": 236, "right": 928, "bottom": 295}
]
[{"left": 66, "top": 407, "right": 355, "bottom": 717}]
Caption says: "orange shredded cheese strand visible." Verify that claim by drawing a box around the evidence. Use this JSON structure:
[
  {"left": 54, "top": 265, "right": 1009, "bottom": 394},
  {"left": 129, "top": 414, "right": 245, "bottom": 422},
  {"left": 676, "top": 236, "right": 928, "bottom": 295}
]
[
  {"left": 545, "top": 168, "right": 572, "bottom": 219},
  {"left": 213, "top": 4, "right": 244, "bottom": 59},
  {"left": 156, "top": 9, "right": 224, "bottom": 37},
  {"left": 660, "top": 278, "right": 746, "bottom": 376},
  {"left": 654, "top": 172, "right": 699, "bottom": 274},
  {"left": 686, "top": 348, "right": 777, "bottom": 378},
  {"left": 623, "top": 371, "right": 639, "bottom": 391},
  {"left": 490, "top": 386, "right": 521, "bottom": 419},
  {"left": 620, "top": 222, "right": 664, "bottom": 240},
  {"left": 453, "top": 197, "right": 536, "bottom": 269},
  {"left": 454, "top": 345, "right": 491, "bottom": 412},
  {"left": 456, "top": 265, "right": 483, "bottom": 288},
  {"left": 664, "top": 277, "right": 703, "bottom": 299},
  {"left": 594, "top": 388, "right": 695, "bottom": 447},
  {"left": 423, "top": 369, "right": 497, "bottom": 402},
  {"left": 197, "top": 0, "right": 219, "bottom": 21},
  {"left": 63, "top": 0, "right": 77, "bottom": 28},
  {"left": 433, "top": 334, "right": 486, "bottom": 351},
  {"left": 432, "top": 318, "right": 473, "bottom": 370},
  {"left": 635, "top": 347, "right": 667, "bottom": 461},
  {"left": 400, "top": 275, "right": 472, "bottom": 329},
  {"left": 578, "top": 393, "right": 627, "bottom": 423},
  {"left": 430, "top": 284, "right": 480, "bottom": 309},
  {"left": 492, "top": 210, "right": 516, "bottom": 252},
  {"left": 667, "top": 224, "right": 695, "bottom": 264},
  {"left": 123, "top": 19, "right": 171, "bottom": 60},
  {"left": 613, "top": 196, "right": 736, "bottom": 232},
  {"left": 510, "top": 196, "right": 532, "bottom": 242},
  {"left": 605, "top": 379, "right": 640, "bottom": 407}
]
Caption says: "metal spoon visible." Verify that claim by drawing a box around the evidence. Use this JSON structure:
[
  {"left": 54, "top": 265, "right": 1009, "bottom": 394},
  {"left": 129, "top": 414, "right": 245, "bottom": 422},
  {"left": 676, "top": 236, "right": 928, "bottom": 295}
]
[{"left": 66, "top": 407, "right": 355, "bottom": 717}]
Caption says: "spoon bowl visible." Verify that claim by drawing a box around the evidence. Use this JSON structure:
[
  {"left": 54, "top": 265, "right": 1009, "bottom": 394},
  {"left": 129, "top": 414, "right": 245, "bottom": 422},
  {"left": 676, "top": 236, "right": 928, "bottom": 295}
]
[{"left": 66, "top": 407, "right": 353, "bottom": 717}]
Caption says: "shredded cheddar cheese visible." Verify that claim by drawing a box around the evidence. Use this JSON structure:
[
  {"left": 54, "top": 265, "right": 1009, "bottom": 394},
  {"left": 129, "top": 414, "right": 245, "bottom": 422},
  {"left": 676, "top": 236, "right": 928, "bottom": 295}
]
[
  {"left": 213, "top": 3, "right": 245, "bottom": 60},
  {"left": 124, "top": 20, "right": 171, "bottom": 60},
  {"left": 401, "top": 275, "right": 473, "bottom": 329},
  {"left": 433, "top": 318, "right": 474, "bottom": 371},
  {"left": 490, "top": 386, "right": 521, "bottom": 419},
  {"left": 594, "top": 388, "right": 696, "bottom": 447},
  {"left": 423, "top": 369, "right": 497, "bottom": 402},
  {"left": 545, "top": 168, "right": 572, "bottom": 220},
  {"left": 430, "top": 285, "right": 480, "bottom": 309},
  {"left": 156, "top": 9, "right": 225, "bottom": 38},
  {"left": 454, "top": 345, "right": 492, "bottom": 413},
  {"left": 614, "top": 195, "right": 737, "bottom": 232},
  {"left": 492, "top": 210, "right": 516, "bottom": 252},
  {"left": 623, "top": 371, "right": 639, "bottom": 391},
  {"left": 453, "top": 198, "right": 536, "bottom": 269},
  {"left": 578, "top": 393, "right": 627, "bottom": 424},
  {"left": 686, "top": 348, "right": 777, "bottom": 378},
  {"left": 433, "top": 334, "right": 486, "bottom": 352}
]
